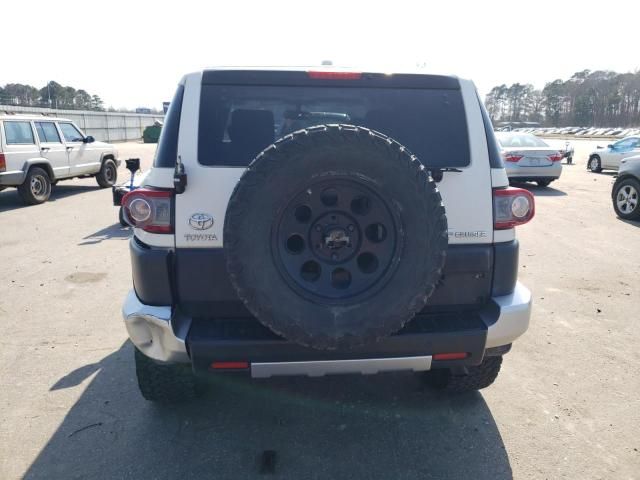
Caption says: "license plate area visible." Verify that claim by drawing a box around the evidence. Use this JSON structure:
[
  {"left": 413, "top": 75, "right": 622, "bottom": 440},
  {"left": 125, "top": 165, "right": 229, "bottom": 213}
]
[{"left": 521, "top": 156, "right": 551, "bottom": 167}]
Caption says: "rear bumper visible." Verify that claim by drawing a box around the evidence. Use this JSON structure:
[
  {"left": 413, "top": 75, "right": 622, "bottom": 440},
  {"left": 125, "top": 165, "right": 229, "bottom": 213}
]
[
  {"left": 122, "top": 282, "right": 532, "bottom": 377},
  {"left": 506, "top": 162, "right": 562, "bottom": 179},
  {"left": 0, "top": 170, "right": 25, "bottom": 186}
]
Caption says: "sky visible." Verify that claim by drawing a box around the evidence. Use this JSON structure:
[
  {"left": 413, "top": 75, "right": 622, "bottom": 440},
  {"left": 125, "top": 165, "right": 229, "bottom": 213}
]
[{"left": 2, "top": 0, "right": 638, "bottom": 109}]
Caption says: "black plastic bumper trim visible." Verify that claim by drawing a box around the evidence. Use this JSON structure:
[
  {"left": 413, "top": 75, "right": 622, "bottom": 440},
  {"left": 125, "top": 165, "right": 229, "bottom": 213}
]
[
  {"left": 492, "top": 240, "right": 519, "bottom": 297},
  {"left": 186, "top": 310, "right": 491, "bottom": 373},
  {"left": 130, "top": 237, "right": 173, "bottom": 306}
]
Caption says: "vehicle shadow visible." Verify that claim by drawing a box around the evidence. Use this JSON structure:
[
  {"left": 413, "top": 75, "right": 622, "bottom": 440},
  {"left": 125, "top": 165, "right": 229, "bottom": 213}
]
[
  {"left": 23, "top": 342, "right": 512, "bottom": 480},
  {"left": 0, "top": 184, "right": 99, "bottom": 213},
  {"left": 619, "top": 218, "right": 640, "bottom": 229},
  {"left": 78, "top": 223, "right": 130, "bottom": 245},
  {"left": 511, "top": 182, "right": 567, "bottom": 197}
]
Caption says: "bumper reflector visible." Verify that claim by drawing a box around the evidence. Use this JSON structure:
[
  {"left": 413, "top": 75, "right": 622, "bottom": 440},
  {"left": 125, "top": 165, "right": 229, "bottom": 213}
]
[
  {"left": 210, "top": 361, "right": 249, "bottom": 370},
  {"left": 433, "top": 352, "right": 469, "bottom": 361}
]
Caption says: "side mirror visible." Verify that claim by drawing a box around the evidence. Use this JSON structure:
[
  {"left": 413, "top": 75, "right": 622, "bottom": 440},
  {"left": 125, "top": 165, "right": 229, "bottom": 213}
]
[
  {"left": 607, "top": 144, "right": 614, "bottom": 149},
  {"left": 84, "top": 136, "right": 95, "bottom": 144}
]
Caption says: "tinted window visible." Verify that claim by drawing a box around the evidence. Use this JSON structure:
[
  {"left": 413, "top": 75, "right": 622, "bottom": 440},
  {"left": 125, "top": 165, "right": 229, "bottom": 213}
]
[
  {"left": 154, "top": 85, "right": 184, "bottom": 168},
  {"left": 59, "top": 123, "right": 84, "bottom": 142},
  {"left": 496, "top": 133, "right": 548, "bottom": 148},
  {"left": 614, "top": 137, "right": 639, "bottom": 150},
  {"left": 198, "top": 85, "right": 470, "bottom": 168},
  {"left": 35, "top": 122, "right": 61, "bottom": 143},
  {"left": 4, "top": 121, "right": 35, "bottom": 144}
]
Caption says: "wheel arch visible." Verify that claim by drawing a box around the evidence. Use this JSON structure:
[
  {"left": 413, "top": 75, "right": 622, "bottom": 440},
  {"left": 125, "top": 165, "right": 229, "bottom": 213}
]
[
  {"left": 21, "top": 159, "right": 54, "bottom": 182},
  {"left": 100, "top": 152, "right": 116, "bottom": 166}
]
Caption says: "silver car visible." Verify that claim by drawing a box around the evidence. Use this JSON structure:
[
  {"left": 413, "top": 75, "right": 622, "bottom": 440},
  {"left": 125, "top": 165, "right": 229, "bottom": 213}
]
[
  {"left": 612, "top": 155, "right": 640, "bottom": 220},
  {"left": 495, "top": 132, "right": 562, "bottom": 187}
]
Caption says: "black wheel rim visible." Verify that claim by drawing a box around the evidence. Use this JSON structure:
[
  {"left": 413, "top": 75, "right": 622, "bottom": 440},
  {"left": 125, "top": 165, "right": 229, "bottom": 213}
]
[{"left": 272, "top": 177, "right": 401, "bottom": 302}]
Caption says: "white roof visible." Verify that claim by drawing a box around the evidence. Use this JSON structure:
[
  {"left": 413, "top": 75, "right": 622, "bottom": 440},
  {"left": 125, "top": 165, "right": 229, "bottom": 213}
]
[{"left": 0, "top": 113, "right": 71, "bottom": 122}]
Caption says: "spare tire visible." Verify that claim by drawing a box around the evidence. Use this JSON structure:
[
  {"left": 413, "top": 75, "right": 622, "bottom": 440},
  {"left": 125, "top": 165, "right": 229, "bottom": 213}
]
[{"left": 224, "top": 125, "right": 447, "bottom": 350}]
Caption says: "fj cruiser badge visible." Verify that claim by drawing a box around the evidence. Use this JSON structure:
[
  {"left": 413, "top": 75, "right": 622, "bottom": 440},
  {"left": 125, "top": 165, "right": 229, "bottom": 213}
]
[{"left": 189, "top": 213, "right": 214, "bottom": 230}]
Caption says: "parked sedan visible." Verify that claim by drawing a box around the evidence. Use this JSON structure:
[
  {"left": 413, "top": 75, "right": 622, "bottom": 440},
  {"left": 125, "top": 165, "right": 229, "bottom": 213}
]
[
  {"left": 495, "top": 132, "right": 562, "bottom": 187},
  {"left": 588, "top": 136, "right": 640, "bottom": 173},
  {"left": 612, "top": 155, "right": 640, "bottom": 220}
]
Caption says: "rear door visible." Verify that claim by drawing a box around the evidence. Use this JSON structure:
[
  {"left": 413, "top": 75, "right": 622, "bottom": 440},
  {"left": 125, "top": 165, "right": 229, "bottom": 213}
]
[
  {"left": 174, "top": 70, "right": 494, "bottom": 250},
  {"left": 34, "top": 121, "right": 69, "bottom": 178},
  {"left": 59, "top": 122, "right": 100, "bottom": 175}
]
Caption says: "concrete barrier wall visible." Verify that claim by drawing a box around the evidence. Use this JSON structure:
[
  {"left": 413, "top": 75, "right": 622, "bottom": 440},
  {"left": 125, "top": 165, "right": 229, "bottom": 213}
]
[{"left": 0, "top": 105, "right": 164, "bottom": 142}]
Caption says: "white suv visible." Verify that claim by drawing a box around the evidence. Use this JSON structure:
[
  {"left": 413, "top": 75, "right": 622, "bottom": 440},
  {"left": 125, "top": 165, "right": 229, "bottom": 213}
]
[
  {"left": 0, "top": 114, "right": 119, "bottom": 204},
  {"left": 121, "top": 67, "right": 535, "bottom": 402}
]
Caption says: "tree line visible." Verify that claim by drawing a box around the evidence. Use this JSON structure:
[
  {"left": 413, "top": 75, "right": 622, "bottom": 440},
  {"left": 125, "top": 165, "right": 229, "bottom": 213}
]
[
  {"left": 0, "top": 81, "right": 104, "bottom": 111},
  {"left": 484, "top": 70, "right": 640, "bottom": 127}
]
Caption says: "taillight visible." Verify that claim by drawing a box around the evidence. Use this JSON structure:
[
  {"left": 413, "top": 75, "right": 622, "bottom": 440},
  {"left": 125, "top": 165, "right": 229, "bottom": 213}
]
[
  {"left": 0, "top": 153, "right": 6, "bottom": 172},
  {"left": 307, "top": 71, "right": 362, "bottom": 80},
  {"left": 548, "top": 153, "right": 563, "bottom": 162},
  {"left": 504, "top": 154, "right": 523, "bottom": 163},
  {"left": 122, "top": 189, "right": 172, "bottom": 233},
  {"left": 493, "top": 187, "right": 535, "bottom": 229}
]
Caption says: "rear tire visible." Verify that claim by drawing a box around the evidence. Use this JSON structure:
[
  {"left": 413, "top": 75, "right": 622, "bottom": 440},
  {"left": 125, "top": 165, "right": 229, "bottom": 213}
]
[
  {"left": 119, "top": 206, "right": 128, "bottom": 226},
  {"left": 588, "top": 155, "right": 602, "bottom": 173},
  {"left": 96, "top": 159, "right": 118, "bottom": 188},
  {"left": 134, "top": 348, "right": 204, "bottom": 403},
  {"left": 422, "top": 356, "right": 503, "bottom": 393},
  {"left": 612, "top": 177, "right": 640, "bottom": 220},
  {"left": 17, "top": 167, "right": 52, "bottom": 205},
  {"left": 536, "top": 179, "right": 551, "bottom": 187}
]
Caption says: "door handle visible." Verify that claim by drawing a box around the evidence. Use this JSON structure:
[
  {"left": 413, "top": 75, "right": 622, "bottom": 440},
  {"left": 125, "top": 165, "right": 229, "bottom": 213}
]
[
  {"left": 40, "top": 147, "right": 50, "bottom": 152},
  {"left": 66, "top": 146, "right": 74, "bottom": 150}
]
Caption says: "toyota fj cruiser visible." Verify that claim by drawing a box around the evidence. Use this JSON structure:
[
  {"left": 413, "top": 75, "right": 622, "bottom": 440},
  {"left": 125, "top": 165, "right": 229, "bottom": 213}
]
[{"left": 121, "top": 68, "right": 534, "bottom": 402}]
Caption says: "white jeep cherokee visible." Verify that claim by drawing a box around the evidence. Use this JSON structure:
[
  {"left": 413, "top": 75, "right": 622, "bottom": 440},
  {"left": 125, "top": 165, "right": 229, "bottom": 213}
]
[
  {"left": 121, "top": 67, "right": 534, "bottom": 402},
  {"left": 0, "top": 114, "right": 119, "bottom": 204}
]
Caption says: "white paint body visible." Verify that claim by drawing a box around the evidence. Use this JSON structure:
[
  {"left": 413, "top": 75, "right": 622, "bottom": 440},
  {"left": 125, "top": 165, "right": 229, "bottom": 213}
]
[{"left": 0, "top": 114, "right": 117, "bottom": 185}]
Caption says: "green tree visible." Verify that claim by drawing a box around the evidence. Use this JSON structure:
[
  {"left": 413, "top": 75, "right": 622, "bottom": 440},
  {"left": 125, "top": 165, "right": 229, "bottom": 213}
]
[
  {"left": 91, "top": 95, "right": 104, "bottom": 111},
  {"left": 2, "top": 83, "right": 40, "bottom": 105}
]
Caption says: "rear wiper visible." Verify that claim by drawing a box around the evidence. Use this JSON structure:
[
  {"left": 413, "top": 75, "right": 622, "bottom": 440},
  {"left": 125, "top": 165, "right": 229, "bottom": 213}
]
[{"left": 429, "top": 168, "right": 462, "bottom": 182}]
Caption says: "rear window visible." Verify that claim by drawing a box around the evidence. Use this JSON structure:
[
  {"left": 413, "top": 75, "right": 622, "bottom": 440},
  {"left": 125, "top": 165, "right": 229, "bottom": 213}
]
[
  {"left": 198, "top": 85, "right": 470, "bottom": 168},
  {"left": 154, "top": 84, "right": 184, "bottom": 168},
  {"left": 497, "top": 134, "right": 548, "bottom": 148},
  {"left": 4, "top": 121, "right": 35, "bottom": 145}
]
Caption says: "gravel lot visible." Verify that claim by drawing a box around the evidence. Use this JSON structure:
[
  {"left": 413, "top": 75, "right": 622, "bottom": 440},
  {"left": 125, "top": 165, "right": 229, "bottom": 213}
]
[{"left": 0, "top": 139, "right": 638, "bottom": 479}]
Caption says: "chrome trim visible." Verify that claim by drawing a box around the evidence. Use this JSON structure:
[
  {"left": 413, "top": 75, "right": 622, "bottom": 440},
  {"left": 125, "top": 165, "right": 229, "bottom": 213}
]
[
  {"left": 251, "top": 356, "right": 432, "bottom": 378},
  {"left": 122, "top": 290, "right": 189, "bottom": 363},
  {"left": 486, "top": 281, "right": 532, "bottom": 348}
]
